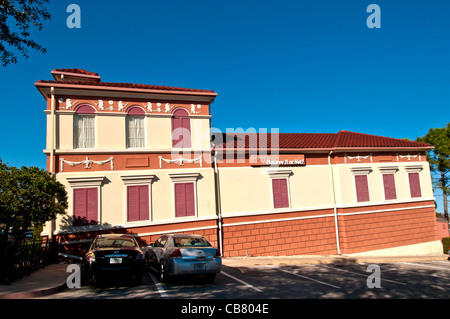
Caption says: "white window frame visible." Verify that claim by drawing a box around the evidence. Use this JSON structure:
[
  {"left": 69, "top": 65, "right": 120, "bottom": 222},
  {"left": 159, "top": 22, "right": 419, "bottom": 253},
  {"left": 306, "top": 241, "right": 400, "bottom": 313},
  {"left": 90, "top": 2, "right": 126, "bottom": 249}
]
[
  {"left": 169, "top": 173, "right": 201, "bottom": 219},
  {"left": 266, "top": 169, "right": 292, "bottom": 210},
  {"left": 74, "top": 114, "right": 96, "bottom": 149},
  {"left": 66, "top": 176, "right": 106, "bottom": 225},
  {"left": 379, "top": 166, "right": 399, "bottom": 201},
  {"left": 120, "top": 174, "right": 156, "bottom": 226},
  {"left": 350, "top": 167, "right": 372, "bottom": 203},
  {"left": 126, "top": 115, "right": 146, "bottom": 149}
]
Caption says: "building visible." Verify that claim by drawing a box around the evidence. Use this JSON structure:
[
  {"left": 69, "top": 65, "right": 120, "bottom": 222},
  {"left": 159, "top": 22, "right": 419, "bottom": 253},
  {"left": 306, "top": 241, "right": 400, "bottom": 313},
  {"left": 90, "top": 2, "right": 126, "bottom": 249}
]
[{"left": 35, "top": 68, "right": 441, "bottom": 257}]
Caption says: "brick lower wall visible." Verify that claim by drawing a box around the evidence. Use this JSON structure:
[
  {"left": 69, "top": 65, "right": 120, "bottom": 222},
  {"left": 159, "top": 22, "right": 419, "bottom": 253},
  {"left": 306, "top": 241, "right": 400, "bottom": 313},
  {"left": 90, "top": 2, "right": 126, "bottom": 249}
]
[
  {"left": 53, "top": 201, "right": 439, "bottom": 258},
  {"left": 337, "top": 203, "right": 438, "bottom": 254},
  {"left": 222, "top": 215, "right": 338, "bottom": 257}
]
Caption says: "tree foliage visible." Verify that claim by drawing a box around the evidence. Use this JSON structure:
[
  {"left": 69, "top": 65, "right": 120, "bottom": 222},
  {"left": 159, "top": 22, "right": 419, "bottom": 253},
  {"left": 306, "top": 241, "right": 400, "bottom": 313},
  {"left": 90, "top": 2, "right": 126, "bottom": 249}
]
[
  {"left": 0, "top": 159, "right": 67, "bottom": 281},
  {"left": 0, "top": 0, "right": 51, "bottom": 67},
  {"left": 416, "top": 123, "right": 450, "bottom": 220}
]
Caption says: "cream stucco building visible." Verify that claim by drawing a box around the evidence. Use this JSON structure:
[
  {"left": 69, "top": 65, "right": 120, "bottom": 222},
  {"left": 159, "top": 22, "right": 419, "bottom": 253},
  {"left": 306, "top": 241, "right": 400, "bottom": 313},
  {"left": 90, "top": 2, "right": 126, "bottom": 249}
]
[{"left": 36, "top": 68, "right": 441, "bottom": 257}]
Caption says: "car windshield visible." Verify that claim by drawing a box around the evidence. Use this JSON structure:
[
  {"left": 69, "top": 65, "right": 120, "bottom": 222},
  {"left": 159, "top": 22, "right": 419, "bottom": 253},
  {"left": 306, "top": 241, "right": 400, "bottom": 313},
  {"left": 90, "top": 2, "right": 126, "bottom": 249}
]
[
  {"left": 92, "top": 237, "right": 137, "bottom": 248},
  {"left": 174, "top": 236, "right": 211, "bottom": 247}
]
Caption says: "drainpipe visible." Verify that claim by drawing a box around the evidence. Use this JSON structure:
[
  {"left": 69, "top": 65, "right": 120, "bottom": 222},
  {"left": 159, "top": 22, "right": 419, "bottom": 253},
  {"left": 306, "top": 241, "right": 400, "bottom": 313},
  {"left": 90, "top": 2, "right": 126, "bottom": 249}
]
[
  {"left": 213, "top": 150, "right": 224, "bottom": 256},
  {"left": 49, "top": 87, "right": 56, "bottom": 240},
  {"left": 328, "top": 151, "right": 341, "bottom": 255}
]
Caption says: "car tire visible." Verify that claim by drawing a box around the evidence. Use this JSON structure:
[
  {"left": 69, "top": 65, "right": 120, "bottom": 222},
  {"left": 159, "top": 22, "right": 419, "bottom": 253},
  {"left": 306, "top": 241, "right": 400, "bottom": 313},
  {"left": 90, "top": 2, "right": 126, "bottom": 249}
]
[{"left": 203, "top": 273, "right": 216, "bottom": 283}]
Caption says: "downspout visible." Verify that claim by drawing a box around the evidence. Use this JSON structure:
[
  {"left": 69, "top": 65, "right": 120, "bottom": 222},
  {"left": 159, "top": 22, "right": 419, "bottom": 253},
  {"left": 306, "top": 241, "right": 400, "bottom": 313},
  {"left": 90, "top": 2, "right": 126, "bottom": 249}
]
[
  {"left": 213, "top": 149, "right": 224, "bottom": 256},
  {"left": 328, "top": 151, "right": 341, "bottom": 255},
  {"left": 49, "top": 87, "right": 56, "bottom": 240}
]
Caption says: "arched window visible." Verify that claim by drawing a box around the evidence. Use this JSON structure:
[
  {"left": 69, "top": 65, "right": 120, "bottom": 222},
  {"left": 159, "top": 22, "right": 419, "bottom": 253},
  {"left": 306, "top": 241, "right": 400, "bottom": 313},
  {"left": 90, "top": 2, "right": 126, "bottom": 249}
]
[
  {"left": 171, "top": 108, "right": 191, "bottom": 148},
  {"left": 74, "top": 104, "right": 96, "bottom": 149},
  {"left": 126, "top": 106, "right": 145, "bottom": 148}
]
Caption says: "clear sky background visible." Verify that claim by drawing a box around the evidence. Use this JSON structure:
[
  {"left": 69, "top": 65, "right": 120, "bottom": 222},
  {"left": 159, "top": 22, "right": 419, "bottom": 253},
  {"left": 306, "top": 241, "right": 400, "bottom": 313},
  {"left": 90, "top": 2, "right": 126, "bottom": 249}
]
[{"left": 1, "top": 0, "right": 449, "bottom": 212}]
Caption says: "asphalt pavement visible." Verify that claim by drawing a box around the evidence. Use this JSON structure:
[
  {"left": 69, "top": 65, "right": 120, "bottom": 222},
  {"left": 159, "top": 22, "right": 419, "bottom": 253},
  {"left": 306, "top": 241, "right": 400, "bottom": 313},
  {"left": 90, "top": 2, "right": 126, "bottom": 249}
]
[{"left": 0, "top": 254, "right": 447, "bottom": 299}]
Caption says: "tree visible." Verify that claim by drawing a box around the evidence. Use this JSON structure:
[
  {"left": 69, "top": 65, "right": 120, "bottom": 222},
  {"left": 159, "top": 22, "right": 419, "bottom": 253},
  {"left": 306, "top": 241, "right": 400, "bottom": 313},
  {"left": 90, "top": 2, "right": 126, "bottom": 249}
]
[
  {"left": 0, "top": 159, "right": 67, "bottom": 281},
  {"left": 0, "top": 0, "right": 51, "bottom": 67},
  {"left": 416, "top": 123, "right": 450, "bottom": 221}
]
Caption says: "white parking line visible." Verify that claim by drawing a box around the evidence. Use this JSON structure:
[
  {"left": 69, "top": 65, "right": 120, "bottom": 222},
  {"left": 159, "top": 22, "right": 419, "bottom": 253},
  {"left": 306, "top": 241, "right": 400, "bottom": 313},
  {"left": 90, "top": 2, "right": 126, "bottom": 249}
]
[
  {"left": 267, "top": 265, "right": 341, "bottom": 289},
  {"left": 147, "top": 271, "right": 168, "bottom": 298},
  {"left": 221, "top": 271, "right": 264, "bottom": 293},
  {"left": 320, "top": 265, "right": 407, "bottom": 286}
]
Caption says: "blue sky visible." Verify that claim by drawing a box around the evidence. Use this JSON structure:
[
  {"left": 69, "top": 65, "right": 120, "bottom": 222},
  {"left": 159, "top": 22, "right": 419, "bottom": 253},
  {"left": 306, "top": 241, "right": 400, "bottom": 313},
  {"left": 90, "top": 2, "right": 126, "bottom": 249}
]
[{"left": 1, "top": 1, "right": 449, "bottom": 211}]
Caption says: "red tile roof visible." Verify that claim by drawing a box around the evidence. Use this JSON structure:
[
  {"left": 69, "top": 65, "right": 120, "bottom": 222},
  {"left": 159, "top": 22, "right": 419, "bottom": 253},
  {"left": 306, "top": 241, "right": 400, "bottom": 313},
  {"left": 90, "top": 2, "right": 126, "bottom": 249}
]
[
  {"left": 52, "top": 68, "right": 99, "bottom": 76},
  {"left": 213, "top": 131, "right": 432, "bottom": 150},
  {"left": 37, "top": 68, "right": 216, "bottom": 95},
  {"left": 36, "top": 79, "right": 216, "bottom": 94}
]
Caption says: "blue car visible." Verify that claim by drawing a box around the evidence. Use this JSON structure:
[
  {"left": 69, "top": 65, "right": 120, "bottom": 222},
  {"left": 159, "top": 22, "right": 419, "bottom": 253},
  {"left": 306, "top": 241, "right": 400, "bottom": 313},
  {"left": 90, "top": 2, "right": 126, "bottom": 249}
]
[{"left": 145, "top": 234, "right": 222, "bottom": 283}]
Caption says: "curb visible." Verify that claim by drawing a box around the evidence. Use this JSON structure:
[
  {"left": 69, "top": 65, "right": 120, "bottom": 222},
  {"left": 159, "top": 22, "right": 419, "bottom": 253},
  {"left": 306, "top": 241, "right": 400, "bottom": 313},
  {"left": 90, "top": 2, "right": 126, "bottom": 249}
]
[
  {"left": 222, "top": 254, "right": 449, "bottom": 267},
  {"left": 0, "top": 278, "right": 68, "bottom": 299}
]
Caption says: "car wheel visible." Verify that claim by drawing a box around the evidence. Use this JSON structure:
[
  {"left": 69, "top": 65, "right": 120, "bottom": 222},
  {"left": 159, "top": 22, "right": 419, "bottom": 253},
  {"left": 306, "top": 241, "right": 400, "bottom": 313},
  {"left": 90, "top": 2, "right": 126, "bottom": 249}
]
[{"left": 203, "top": 273, "right": 216, "bottom": 283}]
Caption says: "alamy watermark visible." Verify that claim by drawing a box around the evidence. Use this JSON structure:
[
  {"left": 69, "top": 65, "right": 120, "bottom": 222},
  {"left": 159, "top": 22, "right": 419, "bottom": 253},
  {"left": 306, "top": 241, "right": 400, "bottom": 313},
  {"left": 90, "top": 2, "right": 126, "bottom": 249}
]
[
  {"left": 366, "top": 264, "right": 381, "bottom": 288},
  {"left": 67, "top": 4, "right": 81, "bottom": 29}
]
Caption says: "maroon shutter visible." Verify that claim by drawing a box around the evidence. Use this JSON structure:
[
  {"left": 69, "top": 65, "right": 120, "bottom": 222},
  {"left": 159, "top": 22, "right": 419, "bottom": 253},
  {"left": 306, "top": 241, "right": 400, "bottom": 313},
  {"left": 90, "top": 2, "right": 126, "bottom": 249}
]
[
  {"left": 172, "top": 117, "right": 183, "bottom": 147},
  {"left": 73, "top": 188, "right": 97, "bottom": 225},
  {"left": 86, "top": 188, "right": 98, "bottom": 223},
  {"left": 185, "top": 182, "right": 195, "bottom": 216},
  {"left": 383, "top": 174, "right": 397, "bottom": 200},
  {"left": 139, "top": 185, "right": 149, "bottom": 220},
  {"left": 279, "top": 178, "right": 289, "bottom": 208},
  {"left": 181, "top": 117, "right": 191, "bottom": 148},
  {"left": 355, "top": 175, "right": 370, "bottom": 202},
  {"left": 73, "top": 188, "right": 86, "bottom": 220},
  {"left": 409, "top": 172, "right": 422, "bottom": 197},
  {"left": 127, "top": 186, "right": 139, "bottom": 221},
  {"left": 172, "top": 109, "right": 191, "bottom": 148},
  {"left": 272, "top": 179, "right": 282, "bottom": 208},
  {"left": 175, "top": 183, "right": 186, "bottom": 217}
]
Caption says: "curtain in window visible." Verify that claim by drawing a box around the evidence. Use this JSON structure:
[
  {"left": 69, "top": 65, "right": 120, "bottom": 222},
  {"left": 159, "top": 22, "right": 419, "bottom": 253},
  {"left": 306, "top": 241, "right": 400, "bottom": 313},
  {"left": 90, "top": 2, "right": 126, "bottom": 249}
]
[
  {"left": 74, "top": 115, "right": 95, "bottom": 148},
  {"left": 127, "top": 116, "right": 145, "bottom": 148}
]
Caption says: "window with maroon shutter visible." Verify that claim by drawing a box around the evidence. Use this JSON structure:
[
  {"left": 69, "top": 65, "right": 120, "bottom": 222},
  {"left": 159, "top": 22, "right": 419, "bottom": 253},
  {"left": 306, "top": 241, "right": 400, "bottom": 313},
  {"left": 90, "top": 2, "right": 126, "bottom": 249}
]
[
  {"left": 73, "top": 188, "right": 98, "bottom": 225},
  {"left": 127, "top": 185, "right": 149, "bottom": 222},
  {"left": 172, "top": 109, "right": 191, "bottom": 148},
  {"left": 408, "top": 172, "right": 422, "bottom": 198},
  {"left": 272, "top": 178, "right": 289, "bottom": 209},
  {"left": 354, "top": 175, "right": 370, "bottom": 202},
  {"left": 174, "top": 182, "right": 195, "bottom": 217},
  {"left": 382, "top": 173, "right": 397, "bottom": 200}
]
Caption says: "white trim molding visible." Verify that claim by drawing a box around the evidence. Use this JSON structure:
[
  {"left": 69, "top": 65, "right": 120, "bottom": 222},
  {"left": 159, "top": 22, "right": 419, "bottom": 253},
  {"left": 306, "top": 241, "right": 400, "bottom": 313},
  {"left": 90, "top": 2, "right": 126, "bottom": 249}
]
[
  {"left": 66, "top": 176, "right": 106, "bottom": 187},
  {"left": 60, "top": 156, "right": 114, "bottom": 172},
  {"left": 378, "top": 165, "right": 399, "bottom": 174},
  {"left": 350, "top": 166, "right": 373, "bottom": 175},
  {"left": 405, "top": 165, "right": 423, "bottom": 173},
  {"left": 159, "top": 155, "right": 203, "bottom": 168},
  {"left": 120, "top": 174, "right": 156, "bottom": 185}
]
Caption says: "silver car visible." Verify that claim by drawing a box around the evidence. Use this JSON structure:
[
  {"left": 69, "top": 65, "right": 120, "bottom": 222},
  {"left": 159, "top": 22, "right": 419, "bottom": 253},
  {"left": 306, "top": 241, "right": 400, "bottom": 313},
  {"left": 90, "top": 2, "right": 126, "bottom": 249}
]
[{"left": 144, "top": 234, "right": 222, "bottom": 282}]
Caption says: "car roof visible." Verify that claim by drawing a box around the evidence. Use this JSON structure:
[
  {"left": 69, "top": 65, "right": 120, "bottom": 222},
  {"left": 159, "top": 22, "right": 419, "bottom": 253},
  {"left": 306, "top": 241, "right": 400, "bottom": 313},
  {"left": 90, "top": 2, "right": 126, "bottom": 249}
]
[
  {"left": 163, "top": 233, "right": 204, "bottom": 238},
  {"left": 95, "top": 234, "right": 136, "bottom": 239}
]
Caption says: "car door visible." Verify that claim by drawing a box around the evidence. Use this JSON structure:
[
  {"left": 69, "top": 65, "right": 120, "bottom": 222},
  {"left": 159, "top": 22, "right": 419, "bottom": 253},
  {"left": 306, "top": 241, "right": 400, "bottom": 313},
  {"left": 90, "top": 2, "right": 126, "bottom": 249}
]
[{"left": 146, "top": 236, "right": 163, "bottom": 268}]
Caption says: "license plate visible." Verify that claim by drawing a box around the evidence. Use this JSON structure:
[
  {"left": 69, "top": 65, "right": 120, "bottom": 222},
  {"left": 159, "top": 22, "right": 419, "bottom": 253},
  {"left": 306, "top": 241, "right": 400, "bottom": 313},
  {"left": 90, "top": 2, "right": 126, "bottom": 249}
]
[
  {"left": 109, "top": 257, "right": 122, "bottom": 264},
  {"left": 194, "top": 263, "right": 206, "bottom": 270}
]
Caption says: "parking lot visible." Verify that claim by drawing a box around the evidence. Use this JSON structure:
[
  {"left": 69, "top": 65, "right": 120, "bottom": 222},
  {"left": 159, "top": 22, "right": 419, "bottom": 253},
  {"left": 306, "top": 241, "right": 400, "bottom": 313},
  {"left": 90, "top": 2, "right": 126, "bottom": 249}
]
[{"left": 46, "top": 259, "right": 450, "bottom": 299}]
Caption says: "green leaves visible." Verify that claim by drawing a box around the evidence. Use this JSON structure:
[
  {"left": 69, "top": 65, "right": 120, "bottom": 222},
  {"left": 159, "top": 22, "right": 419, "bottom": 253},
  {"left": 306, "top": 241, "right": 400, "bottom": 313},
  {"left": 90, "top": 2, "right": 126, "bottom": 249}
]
[
  {"left": 416, "top": 122, "right": 450, "bottom": 219},
  {"left": 0, "top": 159, "right": 67, "bottom": 239},
  {"left": 0, "top": 0, "right": 51, "bottom": 66}
]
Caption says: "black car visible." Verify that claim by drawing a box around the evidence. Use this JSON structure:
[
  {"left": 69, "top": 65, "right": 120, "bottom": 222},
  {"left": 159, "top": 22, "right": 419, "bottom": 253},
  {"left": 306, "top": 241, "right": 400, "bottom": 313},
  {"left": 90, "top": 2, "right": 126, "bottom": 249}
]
[{"left": 82, "top": 234, "right": 144, "bottom": 285}]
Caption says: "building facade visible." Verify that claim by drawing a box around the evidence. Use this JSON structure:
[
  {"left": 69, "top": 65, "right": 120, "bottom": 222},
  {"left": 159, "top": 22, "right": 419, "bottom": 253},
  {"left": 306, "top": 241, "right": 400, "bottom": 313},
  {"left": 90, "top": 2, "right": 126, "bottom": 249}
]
[{"left": 36, "top": 68, "right": 441, "bottom": 257}]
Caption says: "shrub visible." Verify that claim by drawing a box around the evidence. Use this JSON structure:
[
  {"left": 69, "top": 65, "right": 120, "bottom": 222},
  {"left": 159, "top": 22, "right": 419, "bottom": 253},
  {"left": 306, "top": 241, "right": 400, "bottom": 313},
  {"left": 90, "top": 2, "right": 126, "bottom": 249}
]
[{"left": 442, "top": 237, "right": 450, "bottom": 254}]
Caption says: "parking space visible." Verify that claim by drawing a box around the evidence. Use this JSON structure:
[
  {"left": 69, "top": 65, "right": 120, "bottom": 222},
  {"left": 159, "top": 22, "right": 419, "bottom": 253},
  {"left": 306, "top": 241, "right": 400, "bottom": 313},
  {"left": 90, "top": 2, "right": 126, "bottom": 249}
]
[{"left": 45, "top": 260, "right": 450, "bottom": 299}]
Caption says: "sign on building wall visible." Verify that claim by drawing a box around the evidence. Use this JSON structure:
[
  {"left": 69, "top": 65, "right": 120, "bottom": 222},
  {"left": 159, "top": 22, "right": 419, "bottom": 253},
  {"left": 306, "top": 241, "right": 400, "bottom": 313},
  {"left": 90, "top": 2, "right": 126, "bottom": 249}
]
[{"left": 249, "top": 154, "right": 305, "bottom": 166}]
